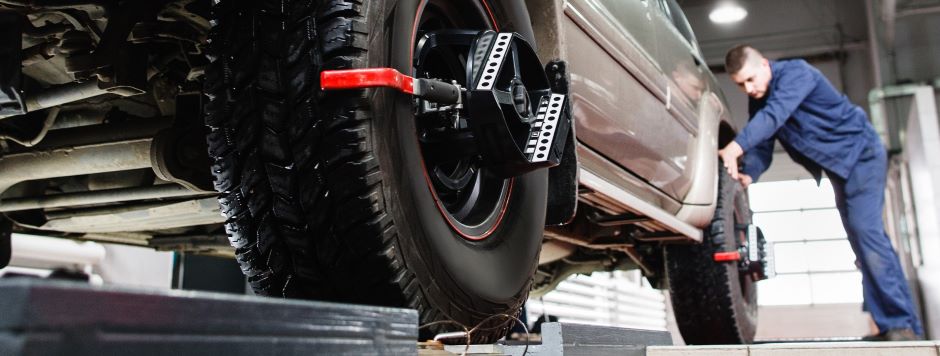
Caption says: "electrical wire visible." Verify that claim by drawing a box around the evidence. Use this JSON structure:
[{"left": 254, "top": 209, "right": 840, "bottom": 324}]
[{"left": 421, "top": 313, "right": 531, "bottom": 356}]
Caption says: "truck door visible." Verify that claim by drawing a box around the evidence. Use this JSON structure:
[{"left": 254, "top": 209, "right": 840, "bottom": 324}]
[
  {"left": 566, "top": 0, "right": 696, "bottom": 201},
  {"left": 649, "top": 0, "right": 710, "bottom": 198}
]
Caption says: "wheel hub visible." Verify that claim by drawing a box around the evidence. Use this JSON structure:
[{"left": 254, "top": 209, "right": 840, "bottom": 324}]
[
  {"left": 320, "top": 30, "right": 571, "bottom": 237},
  {"left": 510, "top": 79, "right": 531, "bottom": 118},
  {"left": 413, "top": 30, "right": 571, "bottom": 178}
]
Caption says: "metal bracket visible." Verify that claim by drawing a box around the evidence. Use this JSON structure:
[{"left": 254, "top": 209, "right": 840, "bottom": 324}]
[
  {"left": 717, "top": 224, "right": 773, "bottom": 280},
  {"left": 544, "top": 60, "right": 577, "bottom": 225},
  {"left": 150, "top": 94, "right": 212, "bottom": 192},
  {"left": 464, "top": 31, "right": 569, "bottom": 177}
]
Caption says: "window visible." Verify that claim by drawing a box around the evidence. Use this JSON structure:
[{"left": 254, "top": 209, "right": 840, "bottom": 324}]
[
  {"left": 749, "top": 179, "right": 864, "bottom": 306},
  {"left": 660, "top": 0, "right": 697, "bottom": 46}
]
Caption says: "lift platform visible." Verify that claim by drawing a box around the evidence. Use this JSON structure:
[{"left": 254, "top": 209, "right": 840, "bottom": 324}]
[
  {"left": 0, "top": 279, "right": 417, "bottom": 355},
  {"left": 2, "top": 279, "right": 937, "bottom": 355},
  {"left": 427, "top": 334, "right": 940, "bottom": 356}
]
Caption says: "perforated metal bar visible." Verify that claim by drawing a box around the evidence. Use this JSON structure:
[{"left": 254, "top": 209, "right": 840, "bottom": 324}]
[
  {"left": 526, "top": 93, "right": 565, "bottom": 162},
  {"left": 475, "top": 33, "right": 513, "bottom": 91}
]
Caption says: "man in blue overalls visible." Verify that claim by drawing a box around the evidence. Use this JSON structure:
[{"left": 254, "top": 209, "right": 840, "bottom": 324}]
[{"left": 718, "top": 45, "right": 923, "bottom": 341}]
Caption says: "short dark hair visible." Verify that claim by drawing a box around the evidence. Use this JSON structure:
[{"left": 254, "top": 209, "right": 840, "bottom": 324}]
[{"left": 725, "top": 45, "right": 761, "bottom": 74}]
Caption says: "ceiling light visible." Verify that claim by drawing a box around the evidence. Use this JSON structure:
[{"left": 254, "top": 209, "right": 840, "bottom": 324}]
[{"left": 709, "top": 3, "right": 748, "bottom": 24}]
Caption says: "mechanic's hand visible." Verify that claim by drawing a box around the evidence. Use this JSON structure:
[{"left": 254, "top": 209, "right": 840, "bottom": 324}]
[
  {"left": 718, "top": 141, "right": 744, "bottom": 180},
  {"left": 738, "top": 174, "right": 753, "bottom": 189}
]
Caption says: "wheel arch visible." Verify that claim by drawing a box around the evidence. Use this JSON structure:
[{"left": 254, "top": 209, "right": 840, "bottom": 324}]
[{"left": 675, "top": 91, "right": 727, "bottom": 228}]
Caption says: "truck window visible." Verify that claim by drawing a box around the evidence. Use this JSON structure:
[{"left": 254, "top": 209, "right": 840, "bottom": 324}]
[{"left": 659, "top": 0, "right": 698, "bottom": 46}]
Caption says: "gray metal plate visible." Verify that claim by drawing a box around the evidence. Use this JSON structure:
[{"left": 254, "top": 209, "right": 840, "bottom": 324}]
[
  {"left": 443, "top": 322, "right": 672, "bottom": 355},
  {"left": 0, "top": 279, "right": 417, "bottom": 355}
]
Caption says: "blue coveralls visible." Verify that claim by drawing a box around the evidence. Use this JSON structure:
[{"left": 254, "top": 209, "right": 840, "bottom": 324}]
[{"left": 735, "top": 59, "right": 923, "bottom": 335}]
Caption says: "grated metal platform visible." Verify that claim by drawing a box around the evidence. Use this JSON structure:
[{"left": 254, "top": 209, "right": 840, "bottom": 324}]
[{"left": 0, "top": 279, "right": 418, "bottom": 356}]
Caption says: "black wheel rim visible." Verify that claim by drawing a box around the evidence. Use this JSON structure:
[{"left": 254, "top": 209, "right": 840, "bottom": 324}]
[{"left": 413, "top": 1, "right": 509, "bottom": 240}]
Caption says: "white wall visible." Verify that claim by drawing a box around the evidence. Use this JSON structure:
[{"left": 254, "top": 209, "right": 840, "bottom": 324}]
[
  {"left": 526, "top": 271, "right": 668, "bottom": 331},
  {"left": 0, "top": 233, "right": 174, "bottom": 290},
  {"left": 898, "top": 86, "right": 940, "bottom": 339},
  {"left": 94, "top": 244, "right": 174, "bottom": 290}
]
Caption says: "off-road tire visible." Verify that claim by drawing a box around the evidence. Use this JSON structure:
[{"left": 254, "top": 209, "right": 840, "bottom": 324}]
[
  {"left": 204, "top": 0, "right": 544, "bottom": 343},
  {"left": 665, "top": 163, "right": 758, "bottom": 344}
]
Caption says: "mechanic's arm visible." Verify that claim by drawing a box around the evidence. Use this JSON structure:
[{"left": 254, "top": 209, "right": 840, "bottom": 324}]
[
  {"left": 720, "top": 65, "right": 815, "bottom": 179},
  {"left": 739, "top": 138, "right": 775, "bottom": 187}
]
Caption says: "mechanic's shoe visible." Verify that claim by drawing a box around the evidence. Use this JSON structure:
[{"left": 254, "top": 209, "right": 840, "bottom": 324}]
[{"left": 862, "top": 328, "right": 922, "bottom": 341}]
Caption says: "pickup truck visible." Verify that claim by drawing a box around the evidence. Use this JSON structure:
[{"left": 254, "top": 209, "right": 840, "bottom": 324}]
[{"left": 0, "top": 0, "right": 770, "bottom": 344}]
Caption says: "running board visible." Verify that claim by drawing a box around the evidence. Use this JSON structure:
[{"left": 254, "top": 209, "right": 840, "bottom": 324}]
[{"left": 579, "top": 168, "right": 703, "bottom": 243}]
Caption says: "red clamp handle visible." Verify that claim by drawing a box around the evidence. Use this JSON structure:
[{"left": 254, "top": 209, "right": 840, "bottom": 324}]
[{"left": 321, "top": 68, "right": 415, "bottom": 94}]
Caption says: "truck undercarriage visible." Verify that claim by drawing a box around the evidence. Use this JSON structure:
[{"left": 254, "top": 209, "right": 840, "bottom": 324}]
[{"left": 0, "top": 0, "right": 229, "bottom": 253}]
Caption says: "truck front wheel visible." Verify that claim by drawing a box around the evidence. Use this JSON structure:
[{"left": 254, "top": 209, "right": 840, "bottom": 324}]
[{"left": 204, "top": 0, "right": 545, "bottom": 343}]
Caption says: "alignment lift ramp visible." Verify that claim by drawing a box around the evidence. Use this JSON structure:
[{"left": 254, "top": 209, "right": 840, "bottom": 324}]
[{"left": 1, "top": 279, "right": 938, "bottom": 356}]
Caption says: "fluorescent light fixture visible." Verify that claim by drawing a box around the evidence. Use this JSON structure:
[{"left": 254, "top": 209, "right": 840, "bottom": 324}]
[{"left": 709, "top": 3, "right": 748, "bottom": 24}]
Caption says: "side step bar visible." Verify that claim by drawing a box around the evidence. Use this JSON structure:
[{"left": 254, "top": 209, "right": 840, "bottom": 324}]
[{"left": 579, "top": 168, "right": 703, "bottom": 243}]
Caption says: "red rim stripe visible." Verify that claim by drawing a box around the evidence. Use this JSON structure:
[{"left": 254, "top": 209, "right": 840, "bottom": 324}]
[{"left": 410, "top": 0, "right": 510, "bottom": 241}]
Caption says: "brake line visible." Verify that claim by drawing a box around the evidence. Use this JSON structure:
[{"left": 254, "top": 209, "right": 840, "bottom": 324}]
[{"left": 0, "top": 107, "right": 60, "bottom": 147}]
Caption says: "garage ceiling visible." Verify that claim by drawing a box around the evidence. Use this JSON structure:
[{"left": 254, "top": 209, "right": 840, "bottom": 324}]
[{"left": 677, "top": 0, "right": 869, "bottom": 67}]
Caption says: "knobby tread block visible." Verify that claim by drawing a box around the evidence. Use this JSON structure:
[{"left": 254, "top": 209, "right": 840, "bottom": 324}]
[{"left": 205, "top": 0, "right": 406, "bottom": 305}]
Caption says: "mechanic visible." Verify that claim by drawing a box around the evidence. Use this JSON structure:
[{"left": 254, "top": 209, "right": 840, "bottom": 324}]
[{"left": 718, "top": 45, "right": 924, "bottom": 341}]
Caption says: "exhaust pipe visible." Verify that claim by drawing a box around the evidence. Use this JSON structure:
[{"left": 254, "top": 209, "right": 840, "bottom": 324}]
[
  {"left": 0, "top": 184, "right": 212, "bottom": 212},
  {"left": 0, "top": 138, "right": 153, "bottom": 196},
  {"left": 23, "top": 80, "right": 143, "bottom": 113}
]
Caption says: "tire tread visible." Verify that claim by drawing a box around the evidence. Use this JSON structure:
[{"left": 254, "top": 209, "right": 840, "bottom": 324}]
[{"left": 665, "top": 165, "right": 756, "bottom": 344}]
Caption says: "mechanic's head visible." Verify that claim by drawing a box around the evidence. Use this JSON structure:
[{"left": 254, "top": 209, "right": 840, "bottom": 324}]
[{"left": 726, "top": 45, "right": 771, "bottom": 99}]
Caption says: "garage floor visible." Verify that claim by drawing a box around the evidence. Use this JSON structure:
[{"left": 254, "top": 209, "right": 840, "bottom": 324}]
[{"left": 648, "top": 342, "right": 940, "bottom": 356}]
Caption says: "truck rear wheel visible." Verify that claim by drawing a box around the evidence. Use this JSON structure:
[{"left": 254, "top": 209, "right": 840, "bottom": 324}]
[
  {"left": 204, "top": 0, "right": 545, "bottom": 343},
  {"left": 665, "top": 162, "right": 758, "bottom": 344}
]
